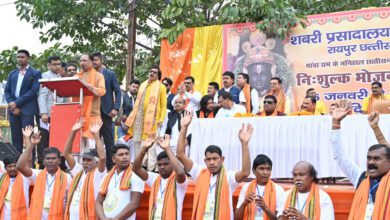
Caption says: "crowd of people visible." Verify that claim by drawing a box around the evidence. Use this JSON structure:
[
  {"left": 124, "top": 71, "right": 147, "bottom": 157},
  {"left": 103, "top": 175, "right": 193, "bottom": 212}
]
[{"left": 0, "top": 49, "right": 389, "bottom": 219}]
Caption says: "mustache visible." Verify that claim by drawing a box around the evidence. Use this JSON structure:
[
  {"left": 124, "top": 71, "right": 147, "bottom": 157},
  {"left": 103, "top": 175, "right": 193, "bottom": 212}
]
[{"left": 368, "top": 164, "right": 378, "bottom": 170}]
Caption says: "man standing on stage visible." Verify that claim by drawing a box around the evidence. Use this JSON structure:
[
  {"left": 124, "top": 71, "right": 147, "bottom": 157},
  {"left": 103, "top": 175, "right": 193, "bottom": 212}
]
[
  {"left": 95, "top": 144, "right": 144, "bottom": 220},
  {"left": 133, "top": 134, "right": 188, "bottom": 220},
  {"left": 235, "top": 154, "right": 285, "bottom": 220},
  {"left": 331, "top": 102, "right": 389, "bottom": 219},
  {"left": 4, "top": 49, "right": 41, "bottom": 154},
  {"left": 63, "top": 118, "right": 107, "bottom": 220},
  {"left": 124, "top": 66, "right": 166, "bottom": 157},
  {"left": 93, "top": 52, "right": 121, "bottom": 169},
  {"left": 176, "top": 111, "right": 252, "bottom": 220}
]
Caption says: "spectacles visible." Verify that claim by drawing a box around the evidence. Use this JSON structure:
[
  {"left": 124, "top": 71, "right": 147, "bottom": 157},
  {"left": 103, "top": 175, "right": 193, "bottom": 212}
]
[
  {"left": 263, "top": 101, "right": 274, "bottom": 104},
  {"left": 184, "top": 82, "right": 191, "bottom": 85},
  {"left": 149, "top": 70, "right": 158, "bottom": 74}
]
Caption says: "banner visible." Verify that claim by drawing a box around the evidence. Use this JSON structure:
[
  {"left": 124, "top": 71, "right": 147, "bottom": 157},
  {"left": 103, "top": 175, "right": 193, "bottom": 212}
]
[{"left": 223, "top": 7, "right": 390, "bottom": 113}]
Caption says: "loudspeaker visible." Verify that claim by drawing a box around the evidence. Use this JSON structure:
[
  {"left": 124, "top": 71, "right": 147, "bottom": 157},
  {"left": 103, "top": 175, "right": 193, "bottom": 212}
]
[{"left": 0, "top": 142, "right": 20, "bottom": 161}]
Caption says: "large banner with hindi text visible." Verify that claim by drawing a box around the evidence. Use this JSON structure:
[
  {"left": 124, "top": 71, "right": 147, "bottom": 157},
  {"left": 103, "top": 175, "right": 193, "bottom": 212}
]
[{"left": 222, "top": 7, "right": 390, "bottom": 113}]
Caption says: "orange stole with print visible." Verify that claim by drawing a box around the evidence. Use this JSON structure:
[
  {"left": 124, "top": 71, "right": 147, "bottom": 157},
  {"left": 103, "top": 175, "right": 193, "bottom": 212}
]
[
  {"left": 192, "top": 167, "right": 230, "bottom": 220},
  {"left": 0, "top": 173, "right": 27, "bottom": 220},
  {"left": 242, "top": 179, "right": 276, "bottom": 220},
  {"left": 348, "top": 171, "right": 390, "bottom": 220},
  {"left": 99, "top": 165, "right": 133, "bottom": 196},
  {"left": 125, "top": 80, "right": 161, "bottom": 137},
  {"left": 28, "top": 169, "right": 68, "bottom": 220},
  {"left": 284, "top": 184, "right": 321, "bottom": 219},
  {"left": 149, "top": 172, "right": 177, "bottom": 220},
  {"left": 65, "top": 168, "right": 97, "bottom": 220}
]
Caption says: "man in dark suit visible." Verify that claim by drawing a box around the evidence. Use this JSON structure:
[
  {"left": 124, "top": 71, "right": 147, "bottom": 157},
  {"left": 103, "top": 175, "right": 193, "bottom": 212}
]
[
  {"left": 92, "top": 52, "right": 121, "bottom": 169},
  {"left": 4, "top": 49, "right": 41, "bottom": 153},
  {"left": 162, "top": 77, "right": 175, "bottom": 112},
  {"left": 117, "top": 79, "right": 140, "bottom": 138}
]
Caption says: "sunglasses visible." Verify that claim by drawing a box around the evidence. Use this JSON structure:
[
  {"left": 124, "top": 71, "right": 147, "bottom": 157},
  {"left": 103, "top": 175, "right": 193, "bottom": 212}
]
[
  {"left": 162, "top": 83, "right": 168, "bottom": 87},
  {"left": 263, "top": 101, "right": 274, "bottom": 104}
]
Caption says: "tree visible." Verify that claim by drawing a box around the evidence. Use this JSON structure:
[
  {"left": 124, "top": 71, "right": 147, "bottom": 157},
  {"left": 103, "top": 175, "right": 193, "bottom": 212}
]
[{"left": 3, "top": 0, "right": 388, "bottom": 83}]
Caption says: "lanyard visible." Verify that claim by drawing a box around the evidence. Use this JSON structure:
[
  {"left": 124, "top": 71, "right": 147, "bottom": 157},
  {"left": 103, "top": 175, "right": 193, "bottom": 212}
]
[
  {"left": 256, "top": 186, "right": 265, "bottom": 215},
  {"left": 159, "top": 179, "right": 166, "bottom": 199},
  {"left": 368, "top": 181, "right": 380, "bottom": 202},
  {"left": 209, "top": 182, "right": 217, "bottom": 194},
  {"left": 297, "top": 194, "right": 307, "bottom": 213},
  {"left": 114, "top": 172, "right": 119, "bottom": 188},
  {"left": 46, "top": 175, "right": 56, "bottom": 192}
]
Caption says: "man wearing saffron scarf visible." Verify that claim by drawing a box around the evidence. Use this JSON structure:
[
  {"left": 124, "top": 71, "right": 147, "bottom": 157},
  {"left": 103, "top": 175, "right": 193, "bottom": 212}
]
[
  {"left": 331, "top": 101, "right": 390, "bottom": 220},
  {"left": 133, "top": 134, "right": 187, "bottom": 220},
  {"left": 63, "top": 118, "right": 107, "bottom": 220},
  {"left": 261, "top": 77, "right": 289, "bottom": 114},
  {"left": 0, "top": 156, "right": 35, "bottom": 220},
  {"left": 171, "top": 76, "right": 201, "bottom": 112},
  {"left": 124, "top": 66, "right": 166, "bottom": 158},
  {"left": 279, "top": 161, "right": 334, "bottom": 220},
  {"left": 306, "top": 88, "right": 327, "bottom": 115},
  {"left": 176, "top": 111, "right": 252, "bottom": 220},
  {"left": 257, "top": 95, "right": 285, "bottom": 117},
  {"left": 95, "top": 144, "right": 144, "bottom": 220},
  {"left": 237, "top": 73, "right": 259, "bottom": 114},
  {"left": 362, "top": 81, "right": 390, "bottom": 114},
  {"left": 76, "top": 53, "right": 106, "bottom": 151},
  {"left": 16, "top": 128, "right": 72, "bottom": 220},
  {"left": 235, "top": 154, "right": 285, "bottom": 220},
  {"left": 195, "top": 95, "right": 218, "bottom": 119},
  {"left": 289, "top": 96, "right": 316, "bottom": 116}
]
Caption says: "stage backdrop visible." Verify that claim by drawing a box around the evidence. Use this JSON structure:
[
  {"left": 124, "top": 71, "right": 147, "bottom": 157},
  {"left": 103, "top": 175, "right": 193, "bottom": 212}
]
[{"left": 161, "top": 7, "right": 390, "bottom": 113}]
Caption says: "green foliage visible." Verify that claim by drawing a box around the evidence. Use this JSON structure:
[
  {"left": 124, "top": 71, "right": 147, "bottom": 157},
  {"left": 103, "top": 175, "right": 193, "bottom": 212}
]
[{"left": 1, "top": 0, "right": 388, "bottom": 82}]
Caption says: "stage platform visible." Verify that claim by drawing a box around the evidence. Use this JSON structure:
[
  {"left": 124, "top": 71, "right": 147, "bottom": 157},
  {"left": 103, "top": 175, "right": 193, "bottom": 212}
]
[{"left": 136, "top": 180, "right": 355, "bottom": 219}]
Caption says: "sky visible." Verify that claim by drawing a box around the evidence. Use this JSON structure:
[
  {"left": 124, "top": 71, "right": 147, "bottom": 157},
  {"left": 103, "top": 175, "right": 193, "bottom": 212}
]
[{"left": 0, "top": 0, "right": 64, "bottom": 54}]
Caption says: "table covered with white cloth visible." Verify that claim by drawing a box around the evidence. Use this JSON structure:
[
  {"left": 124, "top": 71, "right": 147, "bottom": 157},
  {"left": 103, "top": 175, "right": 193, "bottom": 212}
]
[{"left": 189, "top": 115, "right": 390, "bottom": 178}]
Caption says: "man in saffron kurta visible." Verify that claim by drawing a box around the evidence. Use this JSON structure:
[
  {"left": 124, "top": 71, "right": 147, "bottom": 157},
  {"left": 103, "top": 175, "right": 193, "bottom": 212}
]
[
  {"left": 235, "top": 154, "right": 285, "bottom": 220},
  {"left": 306, "top": 88, "right": 327, "bottom": 115},
  {"left": 133, "top": 134, "right": 188, "bottom": 220},
  {"left": 176, "top": 111, "right": 252, "bottom": 220},
  {"left": 125, "top": 66, "right": 166, "bottom": 165},
  {"left": 288, "top": 96, "right": 316, "bottom": 116},
  {"left": 77, "top": 54, "right": 106, "bottom": 147},
  {"left": 63, "top": 118, "right": 107, "bottom": 220},
  {"left": 16, "top": 127, "right": 71, "bottom": 220},
  {"left": 331, "top": 104, "right": 390, "bottom": 220},
  {"left": 279, "top": 161, "right": 334, "bottom": 220},
  {"left": 362, "top": 81, "right": 390, "bottom": 114},
  {"left": 0, "top": 156, "right": 35, "bottom": 220},
  {"left": 95, "top": 144, "right": 144, "bottom": 220}
]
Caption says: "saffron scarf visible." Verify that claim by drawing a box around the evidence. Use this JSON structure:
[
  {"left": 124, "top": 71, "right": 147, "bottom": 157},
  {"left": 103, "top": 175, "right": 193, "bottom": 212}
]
[
  {"left": 180, "top": 90, "right": 193, "bottom": 109},
  {"left": 268, "top": 91, "right": 286, "bottom": 113},
  {"left": 125, "top": 80, "right": 161, "bottom": 137},
  {"left": 76, "top": 68, "right": 102, "bottom": 138},
  {"left": 242, "top": 84, "right": 251, "bottom": 113},
  {"left": 28, "top": 169, "right": 68, "bottom": 220},
  {"left": 192, "top": 166, "right": 230, "bottom": 220},
  {"left": 258, "top": 110, "right": 277, "bottom": 117},
  {"left": 365, "top": 94, "right": 385, "bottom": 114},
  {"left": 99, "top": 165, "right": 133, "bottom": 196},
  {"left": 284, "top": 184, "right": 321, "bottom": 219},
  {"left": 0, "top": 173, "right": 27, "bottom": 220},
  {"left": 148, "top": 172, "right": 177, "bottom": 220},
  {"left": 242, "top": 179, "right": 276, "bottom": 220},
  {"left": 199, "top": 111, "right": 214, "bottom": 118},
  {"left": 64, "top": 167, "right": 97, "bottom": 220},
  {"left": 348, "top": 171, "right": 390, "bottom": 220}
]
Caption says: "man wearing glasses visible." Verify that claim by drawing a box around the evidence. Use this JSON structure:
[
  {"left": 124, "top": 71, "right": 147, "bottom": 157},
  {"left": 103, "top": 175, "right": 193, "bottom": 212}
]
[
  {"left": 124, "top": 66, "right": 167, "bottom": 159},
  {"left": 37, "top": 55, "right": 67, "bottom": 168},
  {"left": 171, "top": 76, "right": 201, "bottom": 112},
  {"left": 257, "top": 95, "right": 286, "bottom": 117}
]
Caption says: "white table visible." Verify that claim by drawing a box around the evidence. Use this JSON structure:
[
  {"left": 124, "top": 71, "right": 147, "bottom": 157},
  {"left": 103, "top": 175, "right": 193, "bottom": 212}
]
[{"left": 189, "top": 115, "right": 390, "bottom": 178}]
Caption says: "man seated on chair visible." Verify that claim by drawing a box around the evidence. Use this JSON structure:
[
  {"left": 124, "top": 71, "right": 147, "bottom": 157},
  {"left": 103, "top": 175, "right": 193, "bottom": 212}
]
[{"left": 257, "top": 95, "right": 285, "bottom": 117}]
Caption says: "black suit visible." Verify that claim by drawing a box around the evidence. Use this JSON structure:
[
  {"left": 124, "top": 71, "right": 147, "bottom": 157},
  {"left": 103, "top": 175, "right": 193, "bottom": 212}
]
[
  {"left": 99, "top": 68, "right": 121, "bottom": 170},
  {"left": 167, "top": 92, "right": 175, "bottom": 112}
]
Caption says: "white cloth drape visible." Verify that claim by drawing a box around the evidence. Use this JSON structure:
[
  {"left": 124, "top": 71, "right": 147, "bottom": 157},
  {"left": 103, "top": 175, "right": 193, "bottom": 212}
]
[{"left": 189, "top": 115, "right": 390, "bottom": 178}]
